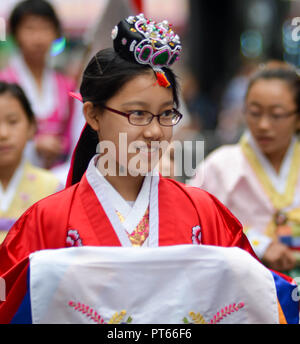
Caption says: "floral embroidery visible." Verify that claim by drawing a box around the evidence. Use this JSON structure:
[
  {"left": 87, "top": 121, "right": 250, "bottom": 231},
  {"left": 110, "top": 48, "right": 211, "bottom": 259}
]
[
  {"left": 251, "top": 239, "right": 260, "bottom": 247},
  {"left": 191, "top": 225, "right": 201, "bottom": 244},
  {"left": 27, "top": 173, "right": 36, "bottom": 181},
  {"left": 183, "top": 312, "right": 206, "bottom": 324},
  {"left": 209, "top": 302, "right": 245, "bottom": 324},
  {"left": 68, "top": 301, "right": 132, "bottom": 324},
  {"left": 126, "top": 209, "right": 149, "bottom": 247},
  {"left": 20, "top": 192, "right": 30, "bottom": 202},
  {"left": 66, "top": 229, "right": 83, "bottom": 247},
  {"left": 69, "top": 300, "right": 244, "bottom": 324},
  {"left": 116, "top": 208, "right": 150, "bottom": 247},
  {"left": 108, "top": 310, "right": 132, "bottom": 324},
  {"left": 183, "top": 302, "right": 245, "bottom": 324},
  {"left": 68, "top": 301, "right": 106, "bottom": 324}
]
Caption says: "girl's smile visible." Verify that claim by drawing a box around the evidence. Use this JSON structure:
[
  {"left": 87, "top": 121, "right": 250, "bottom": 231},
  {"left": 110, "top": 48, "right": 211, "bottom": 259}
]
[{"left": 84, "top": 72, "right": 174, "bottom": 177}]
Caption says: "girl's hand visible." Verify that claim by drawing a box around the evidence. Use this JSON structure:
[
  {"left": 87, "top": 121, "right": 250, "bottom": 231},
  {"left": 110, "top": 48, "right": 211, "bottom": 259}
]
[{"left": 262, "top": 241, "right": 296, "bottom": 272}]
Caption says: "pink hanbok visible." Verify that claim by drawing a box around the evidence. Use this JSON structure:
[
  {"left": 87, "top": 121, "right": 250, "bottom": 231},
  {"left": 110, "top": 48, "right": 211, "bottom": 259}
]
[
  {"left": 189, "top": 131, "right": 300, "bottom": 264},
  {"left": 0, "top": 55, "right": 76, "bottom": 167}
]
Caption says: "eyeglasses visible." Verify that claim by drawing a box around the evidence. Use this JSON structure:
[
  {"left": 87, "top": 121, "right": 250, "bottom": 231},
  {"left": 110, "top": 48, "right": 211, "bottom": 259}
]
[
  {"left": 244, "top": 107, "right": 298, "bottom": 124},
  {"left": 103, "top": 105, "right": 183, "bottom": 127}
]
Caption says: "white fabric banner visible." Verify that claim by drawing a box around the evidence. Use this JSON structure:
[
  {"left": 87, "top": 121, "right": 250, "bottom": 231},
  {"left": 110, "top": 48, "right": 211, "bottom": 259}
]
[{"left": 29, "top": 244, "right": 279, "bottom": 324}]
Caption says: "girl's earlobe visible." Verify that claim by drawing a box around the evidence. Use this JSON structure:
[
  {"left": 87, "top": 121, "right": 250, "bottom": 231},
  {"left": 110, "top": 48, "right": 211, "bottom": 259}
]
[{"left": 83, "top": 102, "right": 100, "bottom": 131}]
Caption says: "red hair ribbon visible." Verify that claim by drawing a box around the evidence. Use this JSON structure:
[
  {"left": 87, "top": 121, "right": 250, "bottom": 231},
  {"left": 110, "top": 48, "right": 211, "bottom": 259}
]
[{"left": 155, "top": 71, "right": 171, "bottom": 88}]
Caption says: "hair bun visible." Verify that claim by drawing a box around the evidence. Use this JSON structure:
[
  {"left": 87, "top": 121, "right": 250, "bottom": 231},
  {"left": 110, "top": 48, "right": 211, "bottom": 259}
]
[{"left": 112, "top": 13, "right": 181, "bottom": 71}]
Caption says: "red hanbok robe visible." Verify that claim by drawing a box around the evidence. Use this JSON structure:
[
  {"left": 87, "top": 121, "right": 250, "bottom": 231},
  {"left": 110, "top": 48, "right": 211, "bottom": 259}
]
[
  {"left": 0, "top": 172, "right": 268, "bottom": 323},
  {"left": 0, "top": 174, "right": 256, "bottom": 272}
]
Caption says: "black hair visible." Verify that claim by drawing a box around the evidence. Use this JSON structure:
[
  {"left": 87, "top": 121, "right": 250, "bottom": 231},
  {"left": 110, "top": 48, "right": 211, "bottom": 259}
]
[
  {"left": 0, "top": 81, "right": 35, "bottom": 124},
  {"left": 68, "top": 48, "right": 180, "bottom": 185},
  {"left": 9, "top": 0, "right": 61, "bottom": 37},
  {"left": 80, "top": 48, "right": 179, "bottom": 109},
  {"left": 246, "top": 67, "right": 300, "bottom": 114}
]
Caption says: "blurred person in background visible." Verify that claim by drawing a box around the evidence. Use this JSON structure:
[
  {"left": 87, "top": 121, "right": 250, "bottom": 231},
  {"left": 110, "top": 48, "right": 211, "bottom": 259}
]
[
  {"left": 0, "top": 81, "right": 61, "bottom": 244},
  {"left": 189, "top": 63, "right": 300, "bottom": 279},
  {"left": 0, "top": 0, "right": 76, "bottom": 169},
  {"left": 215, "top": 61, "right": 258, "bottom": 145},
  {"left": 0, "top": 14, "right": 298, "bottom": 324},
  {"left": 215, "top": 60, "right": 291, "bottom": 145}
]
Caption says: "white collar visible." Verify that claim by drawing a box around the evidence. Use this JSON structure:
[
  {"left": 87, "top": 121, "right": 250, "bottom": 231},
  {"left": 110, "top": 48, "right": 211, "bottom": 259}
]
[
  {"left": 11, "top": 54, "right": 56, "bottom": 118},
  {"left": 85, "top": 155, "right": 160, "bottom": 247},
  {"left": 0, "top": 156, "right": 26, "bottom": 212},
  {"left": 246, "top": 130, "right": 297, "bottom": 193},
  {"left": 94, "top": 158, "right": 152, "bottom": 234}
]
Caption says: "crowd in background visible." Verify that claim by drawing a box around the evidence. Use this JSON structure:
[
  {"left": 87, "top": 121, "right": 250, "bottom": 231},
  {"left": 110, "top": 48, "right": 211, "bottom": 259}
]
[{"left": 0, "top": 0, "right": 299, "bottom": 279}]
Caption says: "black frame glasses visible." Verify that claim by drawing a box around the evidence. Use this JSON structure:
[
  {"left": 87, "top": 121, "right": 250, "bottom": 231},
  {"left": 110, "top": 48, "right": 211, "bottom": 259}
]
[
  {"left": 103, "top": 105, "right": 183, "bottom": 127},
  {"left": 244, "top": 107, "right": 298, "bottom": 124}
]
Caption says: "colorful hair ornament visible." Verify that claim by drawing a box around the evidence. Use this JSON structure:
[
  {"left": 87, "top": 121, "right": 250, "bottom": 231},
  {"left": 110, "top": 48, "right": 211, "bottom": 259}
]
[{"left": 112, "top": 13, "right": 181, "bottom": 71}]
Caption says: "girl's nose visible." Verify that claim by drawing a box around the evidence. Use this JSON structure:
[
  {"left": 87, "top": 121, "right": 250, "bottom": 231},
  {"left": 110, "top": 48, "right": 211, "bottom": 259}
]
[
  {"left": 142, "top": 117, "right": 165, "bottom": 140},
  {"left": 0, "top": 123, "right": 9, "bottom": 139},
  {"left": 257, "top": 114, "right": 272, "bottom": 130}
]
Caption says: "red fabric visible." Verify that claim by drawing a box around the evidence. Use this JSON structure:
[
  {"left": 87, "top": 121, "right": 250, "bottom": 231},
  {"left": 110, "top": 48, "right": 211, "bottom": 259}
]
[
  {"left": 65, "top": 123, "right": 88, "bottom": 187},
  {"left": 163, "top": 180, "right": 257, "bottom": 255},
  {"left": 131, "top": 0, "right": 143, "bottom": 13},
  {"left": 0, "top": 175, "right": 256, "bottom": 276},
  {"left": 0, "top": 174, "right": 259, "bottom": 322},
  {"left": 0, "top": 257, "right": 29, "bottom": 323},
  {"left": 156, "top": 72, "right": 171, "bottom": 88}
]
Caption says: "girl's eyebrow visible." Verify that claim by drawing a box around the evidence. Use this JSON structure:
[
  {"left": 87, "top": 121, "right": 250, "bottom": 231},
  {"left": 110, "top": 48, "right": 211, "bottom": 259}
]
[
  {"left": 161, "top": 100, "right": 175, "bottom": 107},
  {"left": 248, "top": 101, "right": 287, "bottom": 109},
  {"left": 247, "top": 101, "right": 262, "bottom": 107},
  {"left": 121, "top": 101, "right": 148, "bottom": 107},
  {"left": 121, "top": 100, "right": 174, "bottom": 107},
  {"left": 4, "top": 112, "right": 19, "bottom": 118}
]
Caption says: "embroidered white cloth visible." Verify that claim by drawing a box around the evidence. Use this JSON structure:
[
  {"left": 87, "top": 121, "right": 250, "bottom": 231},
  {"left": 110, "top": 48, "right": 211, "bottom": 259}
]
[{"left": 28, "top": 245, "right": 280, "bottom": 324}]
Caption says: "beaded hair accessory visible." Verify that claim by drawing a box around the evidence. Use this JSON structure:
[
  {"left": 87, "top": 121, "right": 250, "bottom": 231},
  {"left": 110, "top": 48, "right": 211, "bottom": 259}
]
[{"left": 111, "top": 13, "right": 182, "bottom": 87}]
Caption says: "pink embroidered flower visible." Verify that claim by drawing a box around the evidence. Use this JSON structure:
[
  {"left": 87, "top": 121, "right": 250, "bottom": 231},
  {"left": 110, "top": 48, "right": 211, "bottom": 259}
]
[
  {"left": 20, "top": 192, "right": 30, "bottom": 202},
  {"left": 66, "top": 229, "right": 83, "bottom": 247},
  {"left": 191, "top": 225, "right": 201, "bottom": 245},
  {"left": 27, "top": 173, "right": 37, "bottom": 181}
]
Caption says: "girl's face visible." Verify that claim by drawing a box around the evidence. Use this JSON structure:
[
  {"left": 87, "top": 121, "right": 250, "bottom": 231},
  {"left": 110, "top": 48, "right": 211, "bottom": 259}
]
[
  {"left": 245, "top": 79, "right": 300, "bottom": 158},
  {"left": 84, "top": 72, "right": 174, "bottom": 176},
  {"left": 0, "top": 93, "right": 35, "bottom": 169},
  {"left": 15, "top": 14, "right": 57, "bottom": 62}
]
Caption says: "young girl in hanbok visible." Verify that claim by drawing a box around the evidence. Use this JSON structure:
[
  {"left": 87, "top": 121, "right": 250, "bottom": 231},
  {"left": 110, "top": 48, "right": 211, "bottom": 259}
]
[
  {"left": 0, "top": 81, "right": 61, "bottom": 244},
  {"left": 0, "top": 16, "right": 298, "bottom": 324},
  {"left": 0, "top": 0, "right": 75, "bottom": 169},
  {"left": 190, "top": 66, "right": 300, "bottom": 278}
]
